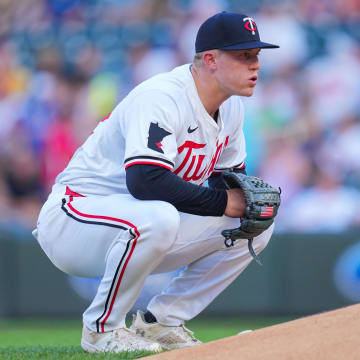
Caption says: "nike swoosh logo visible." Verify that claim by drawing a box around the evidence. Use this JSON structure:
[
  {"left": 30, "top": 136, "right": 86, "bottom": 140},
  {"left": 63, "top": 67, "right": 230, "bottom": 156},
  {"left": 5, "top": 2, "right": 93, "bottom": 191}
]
[{"left": 187, "top": 126, "right": 198, "bottom": 133}]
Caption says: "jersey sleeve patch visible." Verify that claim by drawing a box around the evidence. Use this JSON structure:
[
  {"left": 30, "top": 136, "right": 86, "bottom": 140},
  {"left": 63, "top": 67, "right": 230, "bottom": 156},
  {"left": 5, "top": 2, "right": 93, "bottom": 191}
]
[
  {"left": 147, "top": 122, "right": 172, "bottom": 154},
  {"left": 124, "top": 155, "right": 174, "bottom": 170}
]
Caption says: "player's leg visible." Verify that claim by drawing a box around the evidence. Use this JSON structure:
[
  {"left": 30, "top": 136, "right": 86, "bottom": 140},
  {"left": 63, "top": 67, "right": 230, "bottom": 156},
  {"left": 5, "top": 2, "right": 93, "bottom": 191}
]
[
  {"left": 131, "top": 213, "right": 273, "bottom": 348},
  {"left": 76, "top": 200, "right": 180, "bottom": 333},
  {"left": 149, "top": 226, "right": 273, "bottom": 325},
  {"left": 35, "top": 186, "right": 180, "bottom": 351}
]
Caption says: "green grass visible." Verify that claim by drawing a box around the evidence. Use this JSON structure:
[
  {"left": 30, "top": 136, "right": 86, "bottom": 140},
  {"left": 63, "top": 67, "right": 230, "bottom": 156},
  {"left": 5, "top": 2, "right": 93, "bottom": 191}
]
[
  {"left": 0, "top": 316, "right": 293, "bottom": 359},
  {"left": 0, "top": 347, "right": 153, "bottom": 360}
]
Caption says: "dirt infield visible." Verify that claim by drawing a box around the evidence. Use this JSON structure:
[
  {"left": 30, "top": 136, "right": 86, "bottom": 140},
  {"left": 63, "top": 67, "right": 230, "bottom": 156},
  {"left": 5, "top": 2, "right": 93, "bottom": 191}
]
[{"left": 145, "top": 304, "right": 360, "bottom": 360}]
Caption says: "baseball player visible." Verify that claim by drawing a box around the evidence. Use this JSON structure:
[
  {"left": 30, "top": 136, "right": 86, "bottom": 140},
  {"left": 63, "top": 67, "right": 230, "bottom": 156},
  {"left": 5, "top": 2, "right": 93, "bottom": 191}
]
[{"left": 33, "top": 12, "right": 279, "bottom": 353}]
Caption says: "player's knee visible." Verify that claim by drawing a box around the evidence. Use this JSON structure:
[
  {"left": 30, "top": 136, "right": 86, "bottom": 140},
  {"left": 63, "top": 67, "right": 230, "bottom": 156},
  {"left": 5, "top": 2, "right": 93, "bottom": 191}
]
[{"left": 254, "top": 223, "right": 274, "bottom": 252}]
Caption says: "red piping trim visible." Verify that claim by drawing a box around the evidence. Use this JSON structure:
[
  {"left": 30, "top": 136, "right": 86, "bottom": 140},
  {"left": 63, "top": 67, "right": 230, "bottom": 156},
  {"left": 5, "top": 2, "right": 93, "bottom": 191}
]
[
  {"left": 125, "top": 161, "right": 172, "bottom": 171},
  {"left": 100, "top": 236, "right": 138, "bottom": 332},
  {"left": 67, "top": 202, "right": 138, "bottom": 230},
  {"left": 65, "top": 198, "right": 140, "bottom": 332}
]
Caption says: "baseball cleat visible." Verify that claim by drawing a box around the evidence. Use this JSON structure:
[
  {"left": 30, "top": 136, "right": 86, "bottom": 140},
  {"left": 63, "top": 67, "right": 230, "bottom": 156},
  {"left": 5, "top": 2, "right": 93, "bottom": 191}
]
[
  {"left": 130, "top": 310, "right": 202, "bottom": 350},
  {"left": 81, "top": 324, "right": 163, "bottom": 353}
]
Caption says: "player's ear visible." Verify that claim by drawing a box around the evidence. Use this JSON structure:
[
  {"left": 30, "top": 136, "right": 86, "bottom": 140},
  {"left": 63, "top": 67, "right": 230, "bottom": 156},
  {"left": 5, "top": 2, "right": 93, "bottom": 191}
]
[{"left": 203, "top": 51, "right": 217, "bottom": 71}]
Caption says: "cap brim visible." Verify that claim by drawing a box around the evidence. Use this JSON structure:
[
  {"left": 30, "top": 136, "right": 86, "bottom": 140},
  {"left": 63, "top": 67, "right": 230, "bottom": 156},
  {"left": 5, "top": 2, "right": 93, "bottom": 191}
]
[{"left": 220, "top": 41, "right": 279, "bottom": 50}]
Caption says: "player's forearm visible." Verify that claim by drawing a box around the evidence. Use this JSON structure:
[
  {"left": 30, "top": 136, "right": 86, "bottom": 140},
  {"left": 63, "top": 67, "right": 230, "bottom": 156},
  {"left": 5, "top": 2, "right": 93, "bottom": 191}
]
[{"left": 126, "top": 164, "right": 227, "bottom": 216}]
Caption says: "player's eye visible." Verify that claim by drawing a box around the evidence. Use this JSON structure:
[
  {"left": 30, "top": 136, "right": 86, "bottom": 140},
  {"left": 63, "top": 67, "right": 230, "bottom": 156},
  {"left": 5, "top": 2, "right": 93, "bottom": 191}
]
[
  {"left": 240, "top": 53, "right": 251, "bottom": 60},
  {"left": 242, "top": 52, "right": 259, "bottom": 61}
]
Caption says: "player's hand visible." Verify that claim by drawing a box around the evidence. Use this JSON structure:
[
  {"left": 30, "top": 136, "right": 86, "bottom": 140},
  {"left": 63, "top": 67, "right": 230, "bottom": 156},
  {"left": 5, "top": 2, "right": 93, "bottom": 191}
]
[
  {"left": 222, "top": 172, "right": 281, "bottom": 239},
  {"left": 224, "top": 188, "right": 246, "bottom": 217}
]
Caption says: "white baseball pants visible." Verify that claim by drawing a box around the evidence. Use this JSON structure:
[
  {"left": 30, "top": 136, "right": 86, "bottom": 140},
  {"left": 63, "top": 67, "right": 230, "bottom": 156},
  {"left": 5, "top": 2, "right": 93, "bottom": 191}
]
[{"left": 34, "top": 184, "right": 273, "bottom": 332}]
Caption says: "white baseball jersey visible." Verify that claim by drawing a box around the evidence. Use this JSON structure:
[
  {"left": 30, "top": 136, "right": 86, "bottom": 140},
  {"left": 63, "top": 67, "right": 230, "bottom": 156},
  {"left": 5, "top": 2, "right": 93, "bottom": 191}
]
[{"left": 55, "top": 64, "right": 246, "bottom": 195}]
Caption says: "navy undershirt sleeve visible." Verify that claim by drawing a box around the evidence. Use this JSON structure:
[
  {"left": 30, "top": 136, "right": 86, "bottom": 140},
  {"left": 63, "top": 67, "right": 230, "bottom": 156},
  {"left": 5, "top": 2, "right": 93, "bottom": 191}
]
[
  {"left": 207, "top": 173, "right": 227, "bottom": 190},
  {"left": 126, "top": 164, "right": 227, "bottom": 216}
]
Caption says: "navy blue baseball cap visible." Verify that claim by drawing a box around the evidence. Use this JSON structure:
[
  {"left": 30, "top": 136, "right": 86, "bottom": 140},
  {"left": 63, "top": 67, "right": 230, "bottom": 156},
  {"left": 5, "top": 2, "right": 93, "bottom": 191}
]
[{"left": 195, "top": 12, "right": 279, "bottom": 52}]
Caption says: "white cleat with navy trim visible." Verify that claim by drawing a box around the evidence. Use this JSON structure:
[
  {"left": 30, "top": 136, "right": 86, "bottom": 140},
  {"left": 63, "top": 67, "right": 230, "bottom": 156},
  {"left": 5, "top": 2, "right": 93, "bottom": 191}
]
[
  {"left": 81, "top": 325, "right": 163, "bottom": 353},
  {"left": 130, "top": 311, "right": 202, "bottom": 350}
]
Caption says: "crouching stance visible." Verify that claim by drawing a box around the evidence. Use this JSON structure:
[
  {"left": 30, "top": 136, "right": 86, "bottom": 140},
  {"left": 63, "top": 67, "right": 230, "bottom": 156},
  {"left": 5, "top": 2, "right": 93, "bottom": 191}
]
[{"left": 33, "top": 12, "right": 280, "bottom": 353}]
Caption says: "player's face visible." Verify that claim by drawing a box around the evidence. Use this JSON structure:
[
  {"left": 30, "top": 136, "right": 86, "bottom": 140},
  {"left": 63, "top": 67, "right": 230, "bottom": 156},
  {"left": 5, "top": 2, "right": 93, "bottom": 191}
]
[{"left": 214, "top": 49, "right": 261, "bottom": 97}]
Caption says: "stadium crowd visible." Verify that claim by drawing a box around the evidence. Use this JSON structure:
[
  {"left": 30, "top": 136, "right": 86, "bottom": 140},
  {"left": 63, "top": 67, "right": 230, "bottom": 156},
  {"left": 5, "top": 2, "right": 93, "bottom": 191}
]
[{"left": 0, "top": 0, "right": 359, "bottom": 234}]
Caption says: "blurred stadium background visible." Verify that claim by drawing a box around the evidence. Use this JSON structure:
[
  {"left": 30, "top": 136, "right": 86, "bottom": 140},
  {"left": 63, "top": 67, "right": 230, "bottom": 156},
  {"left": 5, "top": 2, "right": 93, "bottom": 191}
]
[{"left": 0, "top": 0, "right": 360, "bottom": 326}]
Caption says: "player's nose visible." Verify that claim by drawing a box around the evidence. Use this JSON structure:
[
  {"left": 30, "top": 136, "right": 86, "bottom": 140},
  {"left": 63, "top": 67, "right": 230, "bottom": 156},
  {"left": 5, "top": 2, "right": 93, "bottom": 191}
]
[{"left": 249, "top": 55, "right": 260, "bottom": 71}]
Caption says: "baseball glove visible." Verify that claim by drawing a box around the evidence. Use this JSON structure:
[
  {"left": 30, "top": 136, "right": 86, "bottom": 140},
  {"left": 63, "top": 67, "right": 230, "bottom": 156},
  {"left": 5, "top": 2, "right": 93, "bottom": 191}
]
[{"left": 221, "top": 171, "right": 281, "bottom": 248}]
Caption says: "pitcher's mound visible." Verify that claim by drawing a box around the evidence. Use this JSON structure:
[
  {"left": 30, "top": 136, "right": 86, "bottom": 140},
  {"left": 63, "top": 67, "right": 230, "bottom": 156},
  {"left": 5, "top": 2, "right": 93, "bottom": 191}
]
[{"left": 145, "top": 303, "right": 360, "bottom": 360}]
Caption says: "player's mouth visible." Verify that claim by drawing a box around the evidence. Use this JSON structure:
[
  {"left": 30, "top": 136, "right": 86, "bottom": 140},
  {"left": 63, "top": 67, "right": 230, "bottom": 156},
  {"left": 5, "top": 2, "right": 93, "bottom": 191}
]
[{"left": 249, "top": 75, "right": 258, "bottom": 85}]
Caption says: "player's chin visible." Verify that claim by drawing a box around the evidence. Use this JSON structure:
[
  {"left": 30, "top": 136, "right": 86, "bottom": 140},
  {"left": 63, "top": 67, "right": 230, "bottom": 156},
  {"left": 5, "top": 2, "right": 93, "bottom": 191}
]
[{"left": 237, "top": 88, "right": 255, "bottom": 97}]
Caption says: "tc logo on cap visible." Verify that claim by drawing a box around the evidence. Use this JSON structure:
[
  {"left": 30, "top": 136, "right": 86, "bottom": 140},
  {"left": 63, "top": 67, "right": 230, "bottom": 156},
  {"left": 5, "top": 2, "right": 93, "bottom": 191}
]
[{"left": 243, "top": 17, "right": 257, "bottom": 35}]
